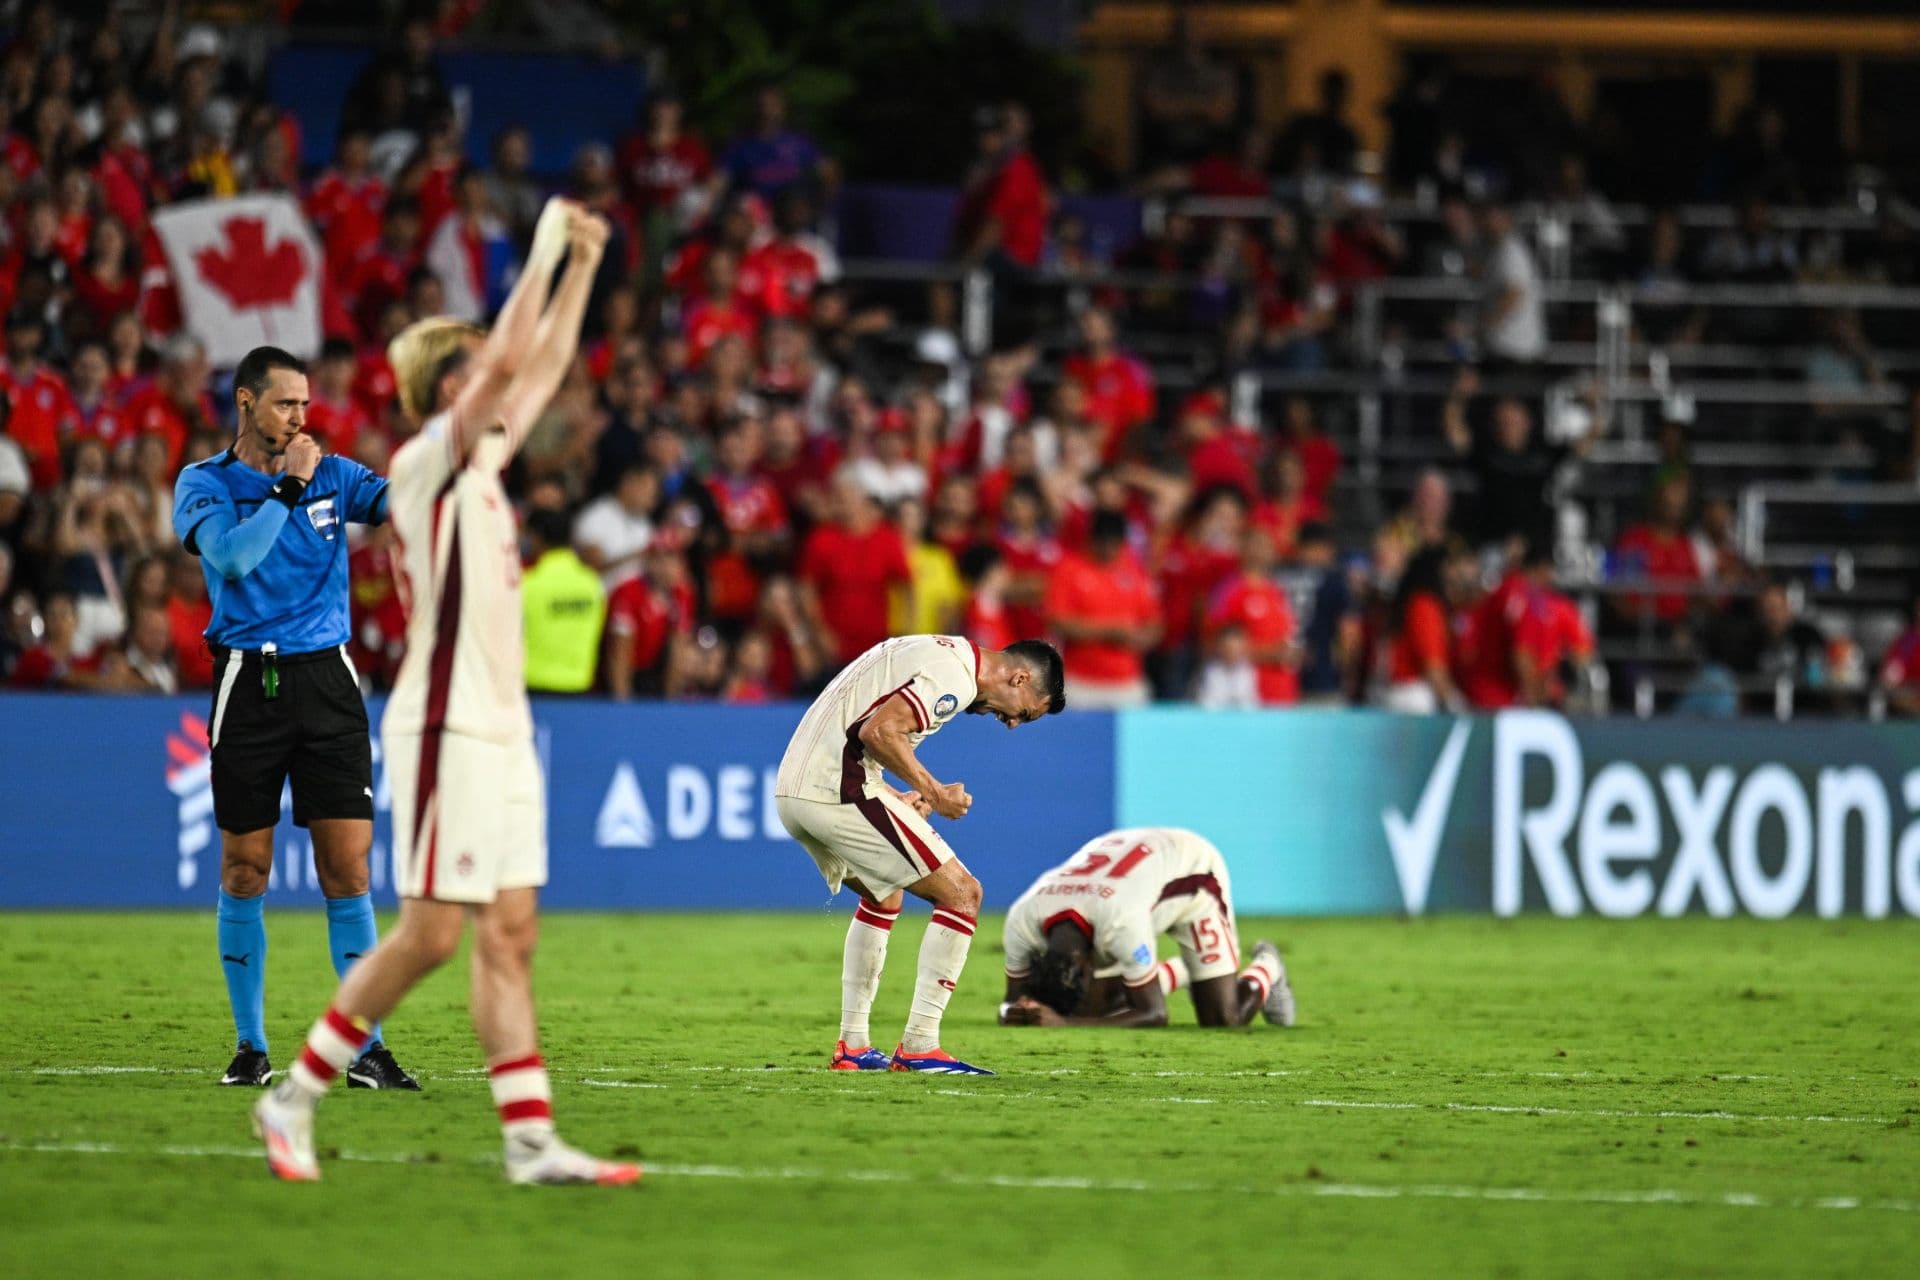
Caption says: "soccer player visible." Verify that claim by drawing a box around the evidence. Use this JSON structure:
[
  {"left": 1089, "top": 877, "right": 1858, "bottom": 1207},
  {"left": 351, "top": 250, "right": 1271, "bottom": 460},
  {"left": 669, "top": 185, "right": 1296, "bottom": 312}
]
[
  {"left": 251, "top": 200, "right": 640, "bottom": 1186},
  {"left": 998, "top": 827, "right": 1296, "bottom": 1030},
  {"left": 172, "top": 345, "right": 418, "bottom": 1091},
  {"left": 775, "top": 633, "right": 1065, "bottom": 1076}
]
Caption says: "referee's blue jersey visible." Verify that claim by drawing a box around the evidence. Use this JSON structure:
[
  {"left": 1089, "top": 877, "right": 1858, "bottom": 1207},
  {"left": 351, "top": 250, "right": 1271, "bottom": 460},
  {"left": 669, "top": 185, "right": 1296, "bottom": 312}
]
[{"left": 172, "top": 450, "right": 389, "bottom": 654}]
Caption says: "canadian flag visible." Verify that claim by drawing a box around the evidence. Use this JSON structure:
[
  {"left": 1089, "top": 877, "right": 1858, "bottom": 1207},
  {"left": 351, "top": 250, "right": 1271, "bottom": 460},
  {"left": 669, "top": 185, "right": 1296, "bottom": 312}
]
[{"left": 151, "top": 194, "right": 323, "bottom": 367}]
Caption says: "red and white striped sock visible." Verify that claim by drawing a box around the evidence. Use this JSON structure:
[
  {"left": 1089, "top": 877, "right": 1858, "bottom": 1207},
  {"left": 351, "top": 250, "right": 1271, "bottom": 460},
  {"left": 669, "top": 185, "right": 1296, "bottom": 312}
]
[
  {"left": 284, "top": 1006, "right": 371, "bottom": 1102},
  {"left": 840, "top": 900, "right": 898, "bottom": 1047},
  {"left": 1239, "top": 955, "right": 1279, "bottom": 1003},
  {"left": 1158, "top": 957, "right": 1189, "bottom": 995},
  {"left": 901, "top": 907, "right": 975, "bottom": 1053},
  {"left": 489, "top": 1053, "right": 555, "bottom": 1144}
]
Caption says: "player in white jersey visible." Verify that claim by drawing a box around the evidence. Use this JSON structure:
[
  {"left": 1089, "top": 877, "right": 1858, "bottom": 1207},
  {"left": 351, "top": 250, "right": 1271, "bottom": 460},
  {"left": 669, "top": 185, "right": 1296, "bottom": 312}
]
[
  {"left": 998, "top": 828, "right": 1297, "bottom": 1030},
  {"left": 775, "top": 633, "right": 1065, "bottom": 1075},
  {"left": 251, "top": 200, "right": 640, "bottom": 1187}
]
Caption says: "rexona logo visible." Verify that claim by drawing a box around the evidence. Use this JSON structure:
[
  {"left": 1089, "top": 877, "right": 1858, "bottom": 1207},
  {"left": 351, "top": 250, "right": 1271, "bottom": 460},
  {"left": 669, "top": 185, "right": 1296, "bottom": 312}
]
[
  {"left": 1384, "top": 712, "right": 1920, "bottom": 919},
  {"left": 596, "top": 763, "right": 790, "bottom": 849}
]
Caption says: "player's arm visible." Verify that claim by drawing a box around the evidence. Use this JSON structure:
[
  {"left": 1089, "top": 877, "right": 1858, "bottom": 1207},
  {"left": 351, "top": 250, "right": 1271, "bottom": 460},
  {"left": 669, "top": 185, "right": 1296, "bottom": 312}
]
[
  {"left": 490, "top": 210, "right": 609, "bottom": 456},
  {"left": 1004, "top": 981, "right": 1167, "bottom": 1028},
  {"left": 858, "top": 695, "right": 970, "bottom": 819},
  {"left": 444, "top": 198, "right": 577, "bottom": 462},
  {"left": 173, "top": 438, "right": 320, "bottom": 581}
]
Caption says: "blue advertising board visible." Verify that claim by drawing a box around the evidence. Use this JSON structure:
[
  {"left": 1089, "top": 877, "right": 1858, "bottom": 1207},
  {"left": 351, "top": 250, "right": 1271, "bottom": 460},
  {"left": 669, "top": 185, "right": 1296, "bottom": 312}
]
[{"left": 0, "top": 695, "right": 1113, "bottom": 911}]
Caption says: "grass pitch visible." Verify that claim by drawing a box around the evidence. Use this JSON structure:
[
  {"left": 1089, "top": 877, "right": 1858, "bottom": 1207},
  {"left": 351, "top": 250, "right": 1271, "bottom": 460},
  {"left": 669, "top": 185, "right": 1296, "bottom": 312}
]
[{"left": 1, "top": 911, "right": 1916, "bottom": 1278}]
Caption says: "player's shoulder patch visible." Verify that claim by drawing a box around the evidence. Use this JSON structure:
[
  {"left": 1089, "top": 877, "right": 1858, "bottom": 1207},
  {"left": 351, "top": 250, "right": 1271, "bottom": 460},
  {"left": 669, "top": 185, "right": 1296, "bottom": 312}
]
[{"left": 934, "top": 692, "right": 959, "bottom": 720}]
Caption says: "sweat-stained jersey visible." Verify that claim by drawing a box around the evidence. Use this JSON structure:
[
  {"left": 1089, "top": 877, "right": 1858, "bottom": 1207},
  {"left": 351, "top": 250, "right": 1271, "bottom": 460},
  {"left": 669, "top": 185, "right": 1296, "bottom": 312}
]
[
  {"left": 381, "top": 414, "right": 532, "bottom": 744},
  {"left": 1003, "top": 828, "right": 1236, "bottom": 988},
  {"left": 775, "top": 634, "right": 982, "bottom": 804}
]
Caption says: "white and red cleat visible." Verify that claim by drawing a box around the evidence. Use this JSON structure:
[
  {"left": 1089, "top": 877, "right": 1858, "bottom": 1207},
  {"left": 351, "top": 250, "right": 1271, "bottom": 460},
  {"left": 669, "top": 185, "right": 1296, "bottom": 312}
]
[
  {"left": 251, "top": 1086, "right": 320, "bottom": 1182},
  {"left": 504, "top": 1132, "right": 643, "bottom": 1186}
]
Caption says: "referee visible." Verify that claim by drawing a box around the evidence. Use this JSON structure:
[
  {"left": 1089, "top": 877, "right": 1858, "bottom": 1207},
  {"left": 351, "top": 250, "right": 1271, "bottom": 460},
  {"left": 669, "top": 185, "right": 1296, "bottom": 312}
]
[{"left": 172, "top": 345, "right": 418, "bottom": 1090}]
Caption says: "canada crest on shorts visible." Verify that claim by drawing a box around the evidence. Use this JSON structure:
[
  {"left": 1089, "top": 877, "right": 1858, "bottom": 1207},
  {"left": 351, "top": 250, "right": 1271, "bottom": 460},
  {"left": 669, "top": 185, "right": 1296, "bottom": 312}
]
[{"left": 934, "top": 693, "right": 959, "bottom": 720}]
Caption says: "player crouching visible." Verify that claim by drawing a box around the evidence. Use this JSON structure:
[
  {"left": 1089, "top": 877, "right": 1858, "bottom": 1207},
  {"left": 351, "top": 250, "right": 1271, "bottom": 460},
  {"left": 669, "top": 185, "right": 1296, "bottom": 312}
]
[{"left": 999, "top": 828, "right": 1296, "bottom": 1030}]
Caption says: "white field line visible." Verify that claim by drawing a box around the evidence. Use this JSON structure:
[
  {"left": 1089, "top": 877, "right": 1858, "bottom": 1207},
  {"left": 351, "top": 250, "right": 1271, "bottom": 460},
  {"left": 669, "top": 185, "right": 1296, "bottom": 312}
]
[
  {"left": 2, "top": 1065, "right": 1894, "bottom": 1126},
  {"left": 1, "top": 1137, "right": 1915, "bottom": 1216},
  {"left": 1298, "top": 1099, "right": 1890, "bottom": 1125}
]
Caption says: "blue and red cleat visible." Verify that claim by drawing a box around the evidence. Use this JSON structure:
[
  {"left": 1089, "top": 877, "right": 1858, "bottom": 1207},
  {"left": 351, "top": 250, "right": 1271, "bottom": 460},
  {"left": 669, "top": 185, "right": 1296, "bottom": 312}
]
[
  {"left": 829, "top": 1041, "right": 894, "bottom": 1071},
  {"left": 888, "top": 1043, "right": 996, "bottom": 1076}
]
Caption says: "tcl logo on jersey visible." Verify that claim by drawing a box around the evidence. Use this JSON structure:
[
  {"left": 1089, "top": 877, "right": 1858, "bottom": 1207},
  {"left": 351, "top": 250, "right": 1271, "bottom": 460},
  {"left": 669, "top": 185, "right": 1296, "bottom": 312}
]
[{"left": 596, "top": 762, "right": 792, "bottom": 849}]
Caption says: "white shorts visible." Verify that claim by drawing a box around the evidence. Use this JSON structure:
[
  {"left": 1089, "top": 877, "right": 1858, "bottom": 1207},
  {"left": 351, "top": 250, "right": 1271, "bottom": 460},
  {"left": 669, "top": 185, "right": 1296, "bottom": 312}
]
[
  {"left": 1094, "top": 838, "right": 1242, "bottom": 985},
  {"left": 776, "top": 790, "right": 957, "bottom": 901},
  {"left": 387, "top": 730, "right": 548, "bottom": 904}
]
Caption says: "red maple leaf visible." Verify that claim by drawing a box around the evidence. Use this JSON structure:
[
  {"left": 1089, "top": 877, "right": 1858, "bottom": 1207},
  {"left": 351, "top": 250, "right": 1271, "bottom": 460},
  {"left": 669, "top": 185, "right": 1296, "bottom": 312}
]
[{"left": 192, "top": 216, "right": 306, "bottom": 309}]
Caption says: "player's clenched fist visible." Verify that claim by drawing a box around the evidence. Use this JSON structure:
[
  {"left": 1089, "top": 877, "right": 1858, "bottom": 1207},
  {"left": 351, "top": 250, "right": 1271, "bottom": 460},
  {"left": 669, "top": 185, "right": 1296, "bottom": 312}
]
[
  {"left": 927, "top": 781, "right": 972, "bottom": 820},
  {"left": 567, "top": 207, "right": 611, "bottom": 263},
  {"left": 283, "top": 432, "right": 322, "bottom": 482}
]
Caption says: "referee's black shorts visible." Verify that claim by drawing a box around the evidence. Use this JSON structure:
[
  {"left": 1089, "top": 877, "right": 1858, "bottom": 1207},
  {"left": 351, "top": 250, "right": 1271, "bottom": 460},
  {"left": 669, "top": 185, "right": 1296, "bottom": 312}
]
[{"left": 207, "top": 644, "right": 375, "bottom": 833}]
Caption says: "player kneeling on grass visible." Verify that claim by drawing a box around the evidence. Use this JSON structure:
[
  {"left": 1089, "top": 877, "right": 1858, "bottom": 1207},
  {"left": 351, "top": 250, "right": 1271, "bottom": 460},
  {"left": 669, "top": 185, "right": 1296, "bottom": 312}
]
[
  {"left": 999, "top": 828, "right": 1296, "bottom": 1029},
  {"left": 774, "top": 633, "right": 1065, "bottom": 1076},
  {"left": 251, "top": 200, "right": 639, "bottom": 1186}
]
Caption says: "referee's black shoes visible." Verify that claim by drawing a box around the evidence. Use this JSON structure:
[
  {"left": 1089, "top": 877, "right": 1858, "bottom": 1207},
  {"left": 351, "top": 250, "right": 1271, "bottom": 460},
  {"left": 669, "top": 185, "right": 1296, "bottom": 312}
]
[
  {"left": 346, "top": 1041, "right": 422, "bottom": 1090},
  {"left": 219, "top": 1041, "right": 272, "bottom": 1087}
]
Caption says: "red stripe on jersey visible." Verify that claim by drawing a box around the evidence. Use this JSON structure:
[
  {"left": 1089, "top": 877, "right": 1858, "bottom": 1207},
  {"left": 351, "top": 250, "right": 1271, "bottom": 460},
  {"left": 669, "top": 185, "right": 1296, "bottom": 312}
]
[
  {"left": 930, "top": 909, "right": 976, "bottom": 936},
  {"left": 887, "top": 810, "right": 943, "bottom": 875},
  {"left": 415, "top": 490, "right": 463, "bottom": 900},
  {"left": 324, "top": 1007, "right": 368, "bottom": 1052},
  {"left": 900, "top": 686, "right": 931, "bottom": 731},
  {"left": 1040, "top": 909, "right": 1094, "bottom": 941},
  {"left": 839, "top": 683, "right": 917, "bottom": 802},
  {"left": 851, "top": 796, "right": 922, "bottom": 873},
  {"left": 499, "top": 1098, "right": 553, "bottom": 1124},
  {"left": 968, "top": 638, "right": 981, "bottom": 684},
  {"left": 1156, "top": 873, "right": 1227, "bottom": 918},
  {"left": 489, "top": 1053, "right": 544, "bottom": 1077}
]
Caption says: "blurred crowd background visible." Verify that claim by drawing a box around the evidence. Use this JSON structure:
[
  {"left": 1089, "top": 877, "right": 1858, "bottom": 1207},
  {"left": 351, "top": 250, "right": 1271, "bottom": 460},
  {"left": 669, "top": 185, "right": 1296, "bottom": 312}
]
[{"left": 5, "top": 0, "right": 1920, "bottom": 718}]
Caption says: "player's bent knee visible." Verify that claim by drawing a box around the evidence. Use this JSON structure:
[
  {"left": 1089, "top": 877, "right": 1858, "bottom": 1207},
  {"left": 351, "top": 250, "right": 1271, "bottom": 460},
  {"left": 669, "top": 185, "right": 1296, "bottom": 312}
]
[
  {"left": 946, "top": 869, "right": 983, "bottom": 917},
  {"left": 221, "top": 864, "right": 269, "bottom": 897}
]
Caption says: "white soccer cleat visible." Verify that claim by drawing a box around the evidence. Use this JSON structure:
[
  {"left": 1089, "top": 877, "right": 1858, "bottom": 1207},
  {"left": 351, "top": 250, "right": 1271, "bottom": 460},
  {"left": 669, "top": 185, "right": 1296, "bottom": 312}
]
[
  {"left": 504, "top": 1132, "right": 643, "bottom": 1187},
  {"left": 1254, "top": 940, "right": 1297, "bottom": 1028},
  {"left": 252, "top": 1085, "right": 320, "bottom": 1182}
]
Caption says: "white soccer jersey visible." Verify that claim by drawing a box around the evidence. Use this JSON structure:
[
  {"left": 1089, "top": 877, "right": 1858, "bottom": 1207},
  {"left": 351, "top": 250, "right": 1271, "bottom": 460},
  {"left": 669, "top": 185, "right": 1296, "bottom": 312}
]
[
  {"left": 381, "top": 415, "right": 531, "bottom": 744},
  {"left": 1003, "top": 828, "right": 1236, "bottom": 988},
  {"left": 775, "top": 634, "right": 982, "bottom": 804}
]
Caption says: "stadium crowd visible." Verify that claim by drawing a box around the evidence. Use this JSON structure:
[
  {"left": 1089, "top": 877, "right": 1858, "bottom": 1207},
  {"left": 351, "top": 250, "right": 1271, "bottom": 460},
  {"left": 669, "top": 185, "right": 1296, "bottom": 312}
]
[{"left": 3, "top": 3, "right": 1918, "bottom": 716}]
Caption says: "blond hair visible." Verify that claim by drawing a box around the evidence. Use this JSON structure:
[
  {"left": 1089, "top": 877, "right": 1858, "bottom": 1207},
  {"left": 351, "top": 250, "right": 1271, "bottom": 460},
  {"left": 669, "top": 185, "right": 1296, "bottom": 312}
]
[{"left": 388, "top": 316, "right": 485, "bottom": 425}]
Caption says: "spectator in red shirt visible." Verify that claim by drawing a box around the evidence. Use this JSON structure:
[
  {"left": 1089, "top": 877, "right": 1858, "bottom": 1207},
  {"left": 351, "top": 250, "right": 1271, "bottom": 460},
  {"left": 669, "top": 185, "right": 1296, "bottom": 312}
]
[
  {"left": 705, "top": 417, "right": 790, "bottom": 624},
  {"left": 166, "top": 551, "right": 215, "bottom": 689},
  {"left": 605, "top": 537, "right": 697, "bottom": 699},
  {"left": 1, "top": 308, "right": 78, "bottom": 489},
  {"left": 69, "top": 216, "right": 139, "bottom": 341},
  {"left": 994, "top": 478, "right": 1063, "bottom": 641},
  {"left": 1045, "top": 510, "right": 1162, "bottom": 709},
  {"left": 618, "top": 92, "right": 714, "bottom": 232},
  {"left": 721, "top": 629, "right": 779, "bottom": 703},
  {"left": 122, "top": 334, "right": 217, "bottom": 472},
  {"left": 1613, "top": 473, "right": 1702, "bottom": 628},
  {"left": 1205, "top": 527, "right": 1300, "bottom": 704},
  {"left": 307, "top": 127, "right": 387, "bottom": 285},
  {"left": 305, "top": 338, "right": 374, "bottom": 460},
  {"left": 67, "top": 342, "right": 131, "bottom": 450},
  {"left": 9, "top": 590, "right": 91, "bottom": 688},
  {"left": 1159, "top": 485, "right": 1248, "bottom": 686},
  {"left": 1062, "top": 306, "right": 1156, "bottom": 461},
  {"left": 739, "top": 190, "right": 839, "bottom": 320},
  {"left": 1252, "top": 450, "right": 1322, "bottom": 561},
  {"left": 960, "top": 544, "right": 1017, "bottom": 652},
  {"left": 346, "top": 196, "right": 421, "bottom": 341},
  {"left": 797, "top": 475, "right": 912, "bottom": 666},
  {"left": 1878, "top": 595, "right": 1920, "bottom": 717},
  {"left": 1276, "top": 394, "right": 1341, "bottom": 513},
  {"left": 1379, "top": 544, "right": 1463, "bottom": 714},
  {"left": 681, "top": 248, "right": 760, "bottom": 367},
  {"left": 952, "top": 102, "right": 1049, "bottom": 273},
  {"left": 1179, "top": 393, "right": 1258, "bottom": 500},
  {"left": 104, "top": 311, "right": 151, "bottom": 403}
]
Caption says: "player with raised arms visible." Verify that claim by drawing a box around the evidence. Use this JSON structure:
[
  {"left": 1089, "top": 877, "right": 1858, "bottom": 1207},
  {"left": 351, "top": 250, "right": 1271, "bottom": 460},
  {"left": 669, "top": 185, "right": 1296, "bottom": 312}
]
[
  {"left": 775, "top": 633, "right": 1065, "bottom": 1076},
  {"left": 250, "top": 199, "right": 640, "bottom": 1185},
  {"left": 998, "top": 827, "right": 1297, "bottom": 1030}
]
